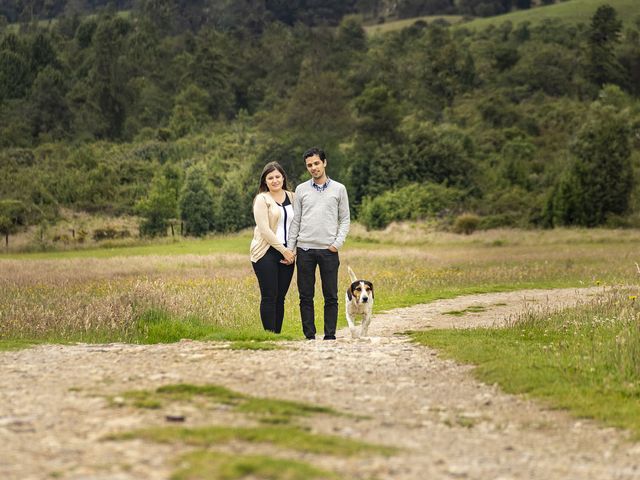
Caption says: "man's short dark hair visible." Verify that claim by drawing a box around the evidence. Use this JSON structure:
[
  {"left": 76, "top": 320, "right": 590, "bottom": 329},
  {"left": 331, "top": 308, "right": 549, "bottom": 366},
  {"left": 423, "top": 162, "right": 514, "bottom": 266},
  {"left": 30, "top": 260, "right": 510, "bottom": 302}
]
[{"left": 303, "top": 147, "right": 326, "bottom": 163}]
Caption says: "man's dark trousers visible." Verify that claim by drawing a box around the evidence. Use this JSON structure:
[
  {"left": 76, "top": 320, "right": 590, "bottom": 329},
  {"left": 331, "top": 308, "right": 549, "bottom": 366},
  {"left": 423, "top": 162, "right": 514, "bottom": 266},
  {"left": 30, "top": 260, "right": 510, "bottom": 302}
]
[{"left": 296, "top": 248, "right": 340, "bottom": 339}]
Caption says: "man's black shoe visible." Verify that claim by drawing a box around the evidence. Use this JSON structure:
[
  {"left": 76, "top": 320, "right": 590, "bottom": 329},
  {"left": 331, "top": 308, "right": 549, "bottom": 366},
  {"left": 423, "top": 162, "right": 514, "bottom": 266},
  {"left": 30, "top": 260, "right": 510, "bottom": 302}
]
[
  {"left": 323, "top": 335, "right": 336, "bottom": 340},
  {"left": 306, "top": 336, "right": 315, "bottom": 340}
]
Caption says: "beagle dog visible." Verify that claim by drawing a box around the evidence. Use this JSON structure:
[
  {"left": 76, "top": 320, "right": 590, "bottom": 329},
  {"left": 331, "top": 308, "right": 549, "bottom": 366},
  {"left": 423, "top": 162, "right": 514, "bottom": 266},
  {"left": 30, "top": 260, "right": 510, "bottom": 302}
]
[{"left": 345, "top": 266, "right": 375, "bottom": 338}]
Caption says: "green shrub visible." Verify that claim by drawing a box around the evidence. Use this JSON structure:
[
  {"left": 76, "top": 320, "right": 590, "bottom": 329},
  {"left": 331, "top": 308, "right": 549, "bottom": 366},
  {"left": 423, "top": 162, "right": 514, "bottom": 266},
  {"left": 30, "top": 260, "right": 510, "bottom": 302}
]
[
  {"left": 452, "top": 213, "right": 480, "bottom": 235},
  {"left": 544, "top": 104, "right": 633, "bottom": 227},
  {"left": 477, "top": 213, "right": 520, "bottom": 230},
  {"left": 92, "top": 227, "right": 132, "bottom": 241},
  {"left": 179, "top": 164, "right": 215, "bottom": 237},
  {"left": 5, "top": 148, "right": 35, "bottom": 166},
  {"left": 131, "top": 141, "right": 176, "bottom": 163},
  {"left": 358, "top": 183, "right": 463, "bottom": 230},
  {"left": 75, "top": 229, "right": 88, "bottom": 243},
  {"left": 136, "top": 168, "right": 180, "bottom": 237}
]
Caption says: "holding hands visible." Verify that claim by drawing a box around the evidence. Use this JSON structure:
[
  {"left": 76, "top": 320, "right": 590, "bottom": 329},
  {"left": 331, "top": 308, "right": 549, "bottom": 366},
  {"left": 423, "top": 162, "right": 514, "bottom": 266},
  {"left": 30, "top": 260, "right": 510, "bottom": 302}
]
[
  {"left": 280, "top": 249, "right": 296, "bottom": 265},
  {"left": 280, "top": 246, "right": 336, "bottom": 264}
]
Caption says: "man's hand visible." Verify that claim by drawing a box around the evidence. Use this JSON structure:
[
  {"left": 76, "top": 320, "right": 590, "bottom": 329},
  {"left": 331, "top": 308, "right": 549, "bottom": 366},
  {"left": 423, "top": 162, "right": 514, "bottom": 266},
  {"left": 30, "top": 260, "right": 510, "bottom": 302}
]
[{"left": 328, "top": 245, "right": 338, "bottom": 253}]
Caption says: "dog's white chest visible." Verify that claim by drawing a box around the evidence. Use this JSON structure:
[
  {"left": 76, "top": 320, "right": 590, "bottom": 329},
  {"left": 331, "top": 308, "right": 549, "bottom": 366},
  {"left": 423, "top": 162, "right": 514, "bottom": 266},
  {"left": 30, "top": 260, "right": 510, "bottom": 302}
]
[{"left": 347, "top": 301, "right": 372, "bottom": 316}]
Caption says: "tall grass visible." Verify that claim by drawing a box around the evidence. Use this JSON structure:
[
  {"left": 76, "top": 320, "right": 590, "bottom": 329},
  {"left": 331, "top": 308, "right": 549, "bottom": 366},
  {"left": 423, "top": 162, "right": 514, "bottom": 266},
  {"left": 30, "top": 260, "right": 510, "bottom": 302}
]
[
  {"left": 1, "top": 228, "right": 639, "bottom": 345},
  {"left": 511, "top": 289, "right": 640, "bottom": 385},
  {"left": 413, "top": 287, "right": 640, "bottom": 436}
]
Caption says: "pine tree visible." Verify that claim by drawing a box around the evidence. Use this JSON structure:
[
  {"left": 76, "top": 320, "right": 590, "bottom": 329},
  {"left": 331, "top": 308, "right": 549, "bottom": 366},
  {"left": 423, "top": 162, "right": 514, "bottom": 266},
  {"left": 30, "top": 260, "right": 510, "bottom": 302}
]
[
  {"left": 29, "top": 66, "right": 71, "bottom": 140},
  {"left": 0, "top": 49, "right": 30, "bottom": 99},
  {"left": 586, "top": 5, "right": 626, "bottom": 88},
  {"left": 214, "top": 181, "right": 248, "bottom": 233},
  {"left": 547, "top": 104, "right": 633, "bottom": 226},
  {"left": 136, "top": 170, "right": 179, "bottom": 237},
  {"left": 179, "top": 165, "right": 215, "bottom": 237},
  {"left": 89, "top": 16, "right": 132, "bottom": 139}
]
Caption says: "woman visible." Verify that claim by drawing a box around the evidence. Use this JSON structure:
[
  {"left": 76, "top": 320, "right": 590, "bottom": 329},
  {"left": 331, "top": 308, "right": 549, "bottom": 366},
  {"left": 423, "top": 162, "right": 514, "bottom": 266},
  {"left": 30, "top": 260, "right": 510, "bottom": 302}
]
[{"left": 250, "top": 162, "right": 296, "bottom": 333}]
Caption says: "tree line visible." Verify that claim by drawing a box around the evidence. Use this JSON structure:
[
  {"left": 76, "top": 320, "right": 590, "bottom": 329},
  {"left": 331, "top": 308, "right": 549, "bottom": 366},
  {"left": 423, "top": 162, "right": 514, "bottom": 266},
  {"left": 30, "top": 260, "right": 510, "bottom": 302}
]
[
  {"left": 0, "top": 0, "right": 558, "bottom": 26},
  {"left": 0, "top": 2, "right": 639, "bottom": 244}
]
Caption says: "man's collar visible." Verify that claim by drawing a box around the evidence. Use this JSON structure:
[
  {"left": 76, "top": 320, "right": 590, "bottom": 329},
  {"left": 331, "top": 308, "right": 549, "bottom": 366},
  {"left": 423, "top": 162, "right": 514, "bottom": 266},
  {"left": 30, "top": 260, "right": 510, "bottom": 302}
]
[{"left": 311, "top": 177, "right": 331, "bottom": 192}]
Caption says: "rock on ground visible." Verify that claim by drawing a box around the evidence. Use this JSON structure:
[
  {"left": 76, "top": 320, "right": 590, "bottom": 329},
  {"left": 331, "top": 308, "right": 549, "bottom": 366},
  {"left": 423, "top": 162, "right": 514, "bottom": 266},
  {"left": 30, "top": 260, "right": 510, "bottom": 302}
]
[{"left": 1, "top": 287, "right": 639, "bottom": 480}]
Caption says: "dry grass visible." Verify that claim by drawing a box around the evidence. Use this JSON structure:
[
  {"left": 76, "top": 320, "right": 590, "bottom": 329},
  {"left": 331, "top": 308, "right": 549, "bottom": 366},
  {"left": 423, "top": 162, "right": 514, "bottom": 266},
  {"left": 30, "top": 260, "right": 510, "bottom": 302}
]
[
  {"left": 1, "top": 277, "right": 257, "bottom": 341},
  {"left": 350, "top": 223, "right": 640, "bottom": 247},
  {"left": 0, "top": 253, "right": 248, "bottom": 286},
  {"left": 5, "top": 209, "right": 143, "bottom": 252},
  {"left": 1, "top": 227, "right": 639, "bottom": 344}
]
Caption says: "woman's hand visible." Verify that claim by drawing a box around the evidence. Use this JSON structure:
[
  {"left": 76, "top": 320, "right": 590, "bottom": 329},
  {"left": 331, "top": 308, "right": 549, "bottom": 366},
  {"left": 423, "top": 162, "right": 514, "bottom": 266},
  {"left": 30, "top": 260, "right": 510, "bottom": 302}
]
[{"left": 281, "top": 249, "right": 295, "bottom": 264}]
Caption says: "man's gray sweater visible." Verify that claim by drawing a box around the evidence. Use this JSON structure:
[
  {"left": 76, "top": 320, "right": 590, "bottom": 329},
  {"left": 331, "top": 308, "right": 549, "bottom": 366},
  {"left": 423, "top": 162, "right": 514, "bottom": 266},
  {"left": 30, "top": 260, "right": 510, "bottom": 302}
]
[{"left": 287, "top": 179, "right": 350, "bottom": 251}]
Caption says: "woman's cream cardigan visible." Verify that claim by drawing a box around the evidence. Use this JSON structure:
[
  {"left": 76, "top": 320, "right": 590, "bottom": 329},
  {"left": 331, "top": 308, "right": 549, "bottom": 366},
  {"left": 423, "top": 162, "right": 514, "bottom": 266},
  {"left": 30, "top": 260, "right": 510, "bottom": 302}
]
[{"left": 250, "top": 191, "right": 294, "bottom": 263}]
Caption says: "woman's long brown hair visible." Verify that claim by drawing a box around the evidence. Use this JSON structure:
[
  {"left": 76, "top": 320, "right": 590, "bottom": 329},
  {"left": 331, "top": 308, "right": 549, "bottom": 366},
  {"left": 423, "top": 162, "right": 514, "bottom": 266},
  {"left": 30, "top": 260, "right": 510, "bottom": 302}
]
[{"left": 258, "top": 161, "right": 289, "bottom": 194}]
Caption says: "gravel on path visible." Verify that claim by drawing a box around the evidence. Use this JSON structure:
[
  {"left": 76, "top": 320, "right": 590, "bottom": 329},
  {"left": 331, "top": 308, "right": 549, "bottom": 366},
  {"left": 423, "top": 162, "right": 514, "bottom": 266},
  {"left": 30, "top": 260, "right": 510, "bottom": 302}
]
[{"left": 1, "top": 287, "right": 639, "bottom": 480}]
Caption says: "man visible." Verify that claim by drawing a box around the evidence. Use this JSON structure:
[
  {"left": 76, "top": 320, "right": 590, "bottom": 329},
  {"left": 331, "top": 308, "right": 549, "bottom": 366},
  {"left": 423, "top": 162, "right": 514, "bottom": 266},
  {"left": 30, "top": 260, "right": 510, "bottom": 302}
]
[{"left": 287, "top": 147, "right": 350, "bottom": 340}]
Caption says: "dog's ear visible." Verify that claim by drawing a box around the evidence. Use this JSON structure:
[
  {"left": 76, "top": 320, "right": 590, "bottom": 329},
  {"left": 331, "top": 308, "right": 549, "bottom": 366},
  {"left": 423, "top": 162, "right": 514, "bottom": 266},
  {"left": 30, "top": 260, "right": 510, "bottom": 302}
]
[
  {"left": 347, "top": 288, "right": 353, "bottom": 301},
  {"left": 367, "top": 282, "right": 374, "bottom": 299}
]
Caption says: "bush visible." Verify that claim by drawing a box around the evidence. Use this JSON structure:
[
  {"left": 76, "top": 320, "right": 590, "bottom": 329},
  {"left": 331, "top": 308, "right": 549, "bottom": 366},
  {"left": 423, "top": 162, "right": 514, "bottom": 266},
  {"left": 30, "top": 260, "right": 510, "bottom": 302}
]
[
  {"left": 545, "top": 104, "right": 633, "bottom": 227},
  {"left": 131, "top": 141, "right": 176, "bottom": 163},
  {"left": 52, "top": 233, "right": 72, "bottom": 244},
  {"left": 452, "top": 213, "right": 480, "bottom": 235},
  {"left": 5, "top": 148, "right": 35, "bottom": 166},
  {"left": 92, "top": 227, "right": 131, "bottom": 241},
  {"left": 603, "top": 214, "right": 633, "bottom": 229},
  {"left": 136, "top": 169, "right": 180, "bottom": 237},
  {"left": 179, "top": 164, "right": 215, "bottom": 236},
  {"left": 477, "top": 213, "right": 521, "bottom": 230},
  {"left": 358, "top": 183, "right": 464, "bottom": 230},
  {"left": 214, "top": 179, "right": 253, "bottom": 233},
  {"left": 76, "top": 229, "right": 88, "bottom": 243}
]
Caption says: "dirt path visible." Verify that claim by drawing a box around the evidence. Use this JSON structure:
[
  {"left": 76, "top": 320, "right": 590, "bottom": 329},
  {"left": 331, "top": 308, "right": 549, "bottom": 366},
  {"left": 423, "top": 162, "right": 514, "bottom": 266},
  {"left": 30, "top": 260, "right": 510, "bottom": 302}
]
[{"left": 2, "top": 287, "right": 639, "bottom": 480}]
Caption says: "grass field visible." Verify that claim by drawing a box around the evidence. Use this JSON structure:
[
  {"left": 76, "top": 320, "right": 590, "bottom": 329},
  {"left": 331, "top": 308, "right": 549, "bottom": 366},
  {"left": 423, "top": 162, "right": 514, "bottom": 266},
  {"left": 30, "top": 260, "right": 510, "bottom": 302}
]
[
  {"left": 4, "top": 9, "right": 131, "bottom": 33},
  {"left": 413, "top": 286, "right": 640, "bottom": 437},
  {"left": 458, "top": 0, "right": 639, "bottom": 31},
  {"left": 1, "top": 226, "right": 639, "bottom": 347},
  {"left": 364, "top": 0, "right": 639, "bottom": 36},
  {"left": 364, "top": 15, "right": 464, "bottom": 35}
]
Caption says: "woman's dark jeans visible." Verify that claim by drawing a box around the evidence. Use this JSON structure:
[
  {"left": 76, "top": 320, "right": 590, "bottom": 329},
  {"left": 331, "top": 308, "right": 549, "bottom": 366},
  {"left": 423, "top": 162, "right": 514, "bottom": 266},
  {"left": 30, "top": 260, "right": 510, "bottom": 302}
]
[{"left": 252, "top": 247, "right": 295, "bottom": 333}]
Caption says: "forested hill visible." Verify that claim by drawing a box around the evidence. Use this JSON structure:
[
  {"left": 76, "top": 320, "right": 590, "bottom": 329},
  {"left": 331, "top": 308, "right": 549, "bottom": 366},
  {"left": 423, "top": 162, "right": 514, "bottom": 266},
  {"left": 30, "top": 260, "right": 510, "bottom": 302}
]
[
  {"left": 0, "top": 1, "right": 576, "bottom": 26},
  {"left": 1, "top": 0, "right": 639, "bottom": 244}
]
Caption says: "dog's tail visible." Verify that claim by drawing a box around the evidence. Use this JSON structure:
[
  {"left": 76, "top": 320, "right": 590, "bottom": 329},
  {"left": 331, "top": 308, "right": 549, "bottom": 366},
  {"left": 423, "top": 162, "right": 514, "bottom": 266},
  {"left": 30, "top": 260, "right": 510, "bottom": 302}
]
[{"left": 347, "top": 265, "right": 358, "bottom": 283}]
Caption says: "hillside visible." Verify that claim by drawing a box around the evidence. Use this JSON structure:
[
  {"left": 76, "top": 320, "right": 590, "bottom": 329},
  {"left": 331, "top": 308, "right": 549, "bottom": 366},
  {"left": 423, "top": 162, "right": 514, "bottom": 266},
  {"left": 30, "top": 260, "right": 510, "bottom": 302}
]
[
  {"left": 460, "top": 0, "right": 639, "bottom": 30},
  {"left": 364, "top": 15, "right": 465, "bottom": 35},
  {"left": 1, "top": 0, "right": 639, "bottom": 249},
  {"left": 364, "top": 0, "right": 639, "bottom": 35}
]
